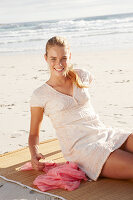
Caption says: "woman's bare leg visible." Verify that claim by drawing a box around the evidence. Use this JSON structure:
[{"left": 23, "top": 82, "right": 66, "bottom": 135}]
[
  {"left": 119, "top": 133, "right": 133, "bottom": 153},
  {"left": 99, "top": 149, "right": 133, "bottom": 179}
]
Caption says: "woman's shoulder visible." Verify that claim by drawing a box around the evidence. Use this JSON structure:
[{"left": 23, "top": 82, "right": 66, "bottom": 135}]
[
  {"left": 32, "top": 84, "right": 46, "bottom": 96},
  {"left": 74, "top": 68, "right": 94, "bottom": 84},
  {"left": 30, "top": 84, "right": 48, "bottom": 108}
]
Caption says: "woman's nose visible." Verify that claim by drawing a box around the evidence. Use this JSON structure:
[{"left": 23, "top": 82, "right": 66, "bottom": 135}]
[{"left": 55, "top": 59, "right": 62, "bottom": 66}]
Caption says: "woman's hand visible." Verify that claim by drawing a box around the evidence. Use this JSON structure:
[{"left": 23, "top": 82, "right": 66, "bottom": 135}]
[{"left": 31, "top": 153, "right": 45, "bottom": 171}]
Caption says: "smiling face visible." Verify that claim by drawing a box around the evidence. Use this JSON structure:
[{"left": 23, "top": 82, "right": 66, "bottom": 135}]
[{"left": 44, "top": 45, "right": 71, "bottom": 77}]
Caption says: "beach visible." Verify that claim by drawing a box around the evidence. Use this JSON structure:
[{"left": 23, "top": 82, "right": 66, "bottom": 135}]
[
  {"left": 0, "top": 48, "right": 133, "bottom": 155},
  {"left": 1, "top": 3, "right": 133, "bottom": 198}
]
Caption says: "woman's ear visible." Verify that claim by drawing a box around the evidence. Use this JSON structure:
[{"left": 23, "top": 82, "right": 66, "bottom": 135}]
[{"left": 44, "top": 54, "right": 47, "bottom": 62}]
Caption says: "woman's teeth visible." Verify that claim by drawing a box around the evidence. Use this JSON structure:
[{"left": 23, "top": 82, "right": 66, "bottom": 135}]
[{"left": 54, "top": 68, "right": 64, "bottom": 72}]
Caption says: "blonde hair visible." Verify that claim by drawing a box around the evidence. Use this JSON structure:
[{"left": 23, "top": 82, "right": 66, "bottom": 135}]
[{"left": 45, "top": 36, "right": 88, "bottom": 88}]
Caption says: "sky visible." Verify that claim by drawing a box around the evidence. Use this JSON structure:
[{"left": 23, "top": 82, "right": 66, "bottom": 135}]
[{"left": 0, "top": 0, "right": 133, "bottom": 24}]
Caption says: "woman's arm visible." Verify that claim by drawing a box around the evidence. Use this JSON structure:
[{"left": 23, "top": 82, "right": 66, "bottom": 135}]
[{"left": 28, "top": 107, "right": 45, "bottom": 170}]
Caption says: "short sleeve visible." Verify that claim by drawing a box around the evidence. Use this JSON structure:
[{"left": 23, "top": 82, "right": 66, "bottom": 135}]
[
  {"left": 30, "top": 91, "right": 44, "bottom": 108},
  {"left": 75, "top": 68, "right": 94, "bottom": 85}
]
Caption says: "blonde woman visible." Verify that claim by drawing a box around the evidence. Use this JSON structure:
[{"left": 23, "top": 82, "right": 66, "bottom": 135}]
[{"left": 29, "top": 36, "right": 133, "bottom": 181}]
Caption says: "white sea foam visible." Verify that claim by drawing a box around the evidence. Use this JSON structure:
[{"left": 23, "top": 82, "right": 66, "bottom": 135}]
[{"left": 0, "top": 12, "right": 133, "bottom": 53}]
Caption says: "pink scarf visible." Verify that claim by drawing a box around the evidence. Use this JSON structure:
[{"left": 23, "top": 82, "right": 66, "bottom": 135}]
[{"left": 20, "top": 161, "right": 88, "bottom": 191}]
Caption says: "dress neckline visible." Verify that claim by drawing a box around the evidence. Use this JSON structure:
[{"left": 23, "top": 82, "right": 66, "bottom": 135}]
[{"left": 44, "top": 81, "right": 75, "bottom": 99}]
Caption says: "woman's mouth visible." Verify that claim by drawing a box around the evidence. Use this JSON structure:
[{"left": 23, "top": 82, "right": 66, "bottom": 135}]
[{"left": 54, "top": 68, "right": 64, "bottom": 72}]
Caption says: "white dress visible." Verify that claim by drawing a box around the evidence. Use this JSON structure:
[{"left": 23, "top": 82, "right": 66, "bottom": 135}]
[{"left": 30, "top": 68, "right": 132, "bottom": 181}]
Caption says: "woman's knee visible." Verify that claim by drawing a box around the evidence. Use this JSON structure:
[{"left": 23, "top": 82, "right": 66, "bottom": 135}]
[
  {"left": 120, "top": 133, "right": 133, "bottom": 153},
  {"left": 100, "top": 149, "right": 133, "bottom": 179}
]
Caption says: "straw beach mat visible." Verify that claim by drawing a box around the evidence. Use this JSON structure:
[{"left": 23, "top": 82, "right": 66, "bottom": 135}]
[{"left": 0, "top": 138, "right": 133, "bottom": 200}]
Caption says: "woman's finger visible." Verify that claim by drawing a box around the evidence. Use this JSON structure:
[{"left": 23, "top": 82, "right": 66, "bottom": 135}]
[
  {"left": 32, "top": 159, "right": 45, "bottom": 169},
  {"left": 38, "top": 165, "right": 44, "bottom": 171},
  {"left": 39, "top": 153, "right": 45, "bottom": 159},
  {"left": 33, "top": 163, "right": 44, "bottom": 171}
]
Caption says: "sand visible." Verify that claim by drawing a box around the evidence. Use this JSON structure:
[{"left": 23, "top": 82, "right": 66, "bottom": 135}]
[{"left": 0, "top": 178, "right": 62, "bottom": 200}]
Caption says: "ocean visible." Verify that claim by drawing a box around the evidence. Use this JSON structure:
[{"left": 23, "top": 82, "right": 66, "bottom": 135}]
[{"left": 0, "top": 12, "right": 133, "bottom": 54}]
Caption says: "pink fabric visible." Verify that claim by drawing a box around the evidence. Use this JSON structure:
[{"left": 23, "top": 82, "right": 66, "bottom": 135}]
[{"left": 20, "top": 161, "right": 87, "bottom": 191}]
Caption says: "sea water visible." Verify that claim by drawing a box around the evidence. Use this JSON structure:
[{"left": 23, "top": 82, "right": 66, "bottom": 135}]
[{"left": 0, "top": 12, "right": 133, "bottom": 54}]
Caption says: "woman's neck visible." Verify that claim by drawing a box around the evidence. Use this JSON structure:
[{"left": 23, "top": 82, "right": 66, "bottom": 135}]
[{"left": 47, "top": 75, "right": 70, "bottom": 87}]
